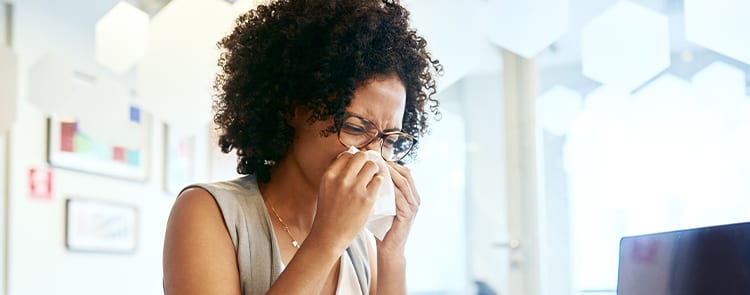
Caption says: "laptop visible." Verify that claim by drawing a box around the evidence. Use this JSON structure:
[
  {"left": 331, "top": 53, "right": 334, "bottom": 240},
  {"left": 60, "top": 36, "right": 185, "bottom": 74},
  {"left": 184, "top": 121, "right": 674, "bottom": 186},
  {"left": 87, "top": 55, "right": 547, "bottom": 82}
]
[{"left": 617, "top": 221, "right": 750, "bottom": 295}]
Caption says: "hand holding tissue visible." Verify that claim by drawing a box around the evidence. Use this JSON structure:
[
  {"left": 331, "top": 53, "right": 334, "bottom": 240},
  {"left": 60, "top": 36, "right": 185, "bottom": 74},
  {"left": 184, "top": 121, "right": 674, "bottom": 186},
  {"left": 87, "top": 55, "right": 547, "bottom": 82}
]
[{"left": 344, "top": 146, "right": 396, "bottom": 240}]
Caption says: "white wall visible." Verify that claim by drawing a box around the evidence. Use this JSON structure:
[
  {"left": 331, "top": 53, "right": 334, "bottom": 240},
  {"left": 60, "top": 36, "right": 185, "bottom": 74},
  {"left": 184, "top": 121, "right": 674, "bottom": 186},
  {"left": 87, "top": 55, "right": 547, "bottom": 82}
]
[
  {"left": 8, "top": 103, "right": 173, "bottom": 295},
  {"left": 455, "top": 71, "right": 509, "bottom": 295},
  {"left": 7, "top": 1, "right": 175, "bottom": 294},
  {"left": 400, "top": 67, "right": 508, "bottom": 295},
  {"left": 1, "top": 7, "right": 10, "bottom": 293},
  {"left": 405, "top": 88, "right": 470, "bottom": 294},
  {"left": 0, "top": 133, "right": 6, "bottom": 295}
]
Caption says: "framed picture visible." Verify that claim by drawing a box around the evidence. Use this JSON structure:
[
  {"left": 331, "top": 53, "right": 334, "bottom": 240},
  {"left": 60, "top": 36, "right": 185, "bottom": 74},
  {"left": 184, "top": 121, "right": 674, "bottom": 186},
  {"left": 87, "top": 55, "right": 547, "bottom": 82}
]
[
  {"left": 47, "top": 106, "right": 151, "bottom": 181},
  {"left": 65, "top": 198, "right": 138, "bottom": 253},
  {"left": 163, "top": 123, "right": 200, "bottom": 195}
]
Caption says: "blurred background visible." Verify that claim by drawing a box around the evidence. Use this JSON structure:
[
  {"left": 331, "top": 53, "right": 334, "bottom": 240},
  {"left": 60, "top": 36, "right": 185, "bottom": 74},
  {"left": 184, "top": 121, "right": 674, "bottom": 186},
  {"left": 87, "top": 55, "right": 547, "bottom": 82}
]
[{"left": 0, "top": 0, "right": 749, "bottom": 294}]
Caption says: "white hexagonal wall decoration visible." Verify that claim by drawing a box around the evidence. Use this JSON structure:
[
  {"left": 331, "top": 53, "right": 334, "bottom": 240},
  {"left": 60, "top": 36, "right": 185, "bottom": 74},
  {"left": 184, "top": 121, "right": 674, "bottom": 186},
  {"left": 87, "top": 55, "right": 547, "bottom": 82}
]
[
  {"left": 138, "top": 0, "right": 235, "bottom": 127},
  {"left": 0, "top": 46, "right": 17, "bottom": 133},
  {"left": 569, "top": 0, "right": 619, "bottom": 31},
  {"left": 634, "top": 73, "right": 693, "bottom": 100},
  {"left": 537, "top": 85, "right": 582, "bottom": 136},
  {"left": 487, "top": 0, "right": 570, "bottom": 59},
  {"left": 28, "top": 54, "right": 133, "bottom": 125},
  {"left": 582, "top": 85, "right": 632, "bottom": 129},
  {"left": 581, "top": 1, "right": 670, "bottom": 92},
  {"left": 406, "top": 0, "right": 489, "bottom": 90},
  {"left": 685, "top": 0, "right": 750, "bottom": 65},
  {"left": 690, "top": 61, "right": 749, "bottom": 128},
  {"left": 632, "top": 74, "right": 695, "bottom": 122},
  {"left": 95, "top": 2, "right": 149, "bottom": 74},
  {"left": 27, "top": 54, "right": 77, "bottom": 115},
  {"left": 691, "top": 61, "right": 747, "bottom": 103}
]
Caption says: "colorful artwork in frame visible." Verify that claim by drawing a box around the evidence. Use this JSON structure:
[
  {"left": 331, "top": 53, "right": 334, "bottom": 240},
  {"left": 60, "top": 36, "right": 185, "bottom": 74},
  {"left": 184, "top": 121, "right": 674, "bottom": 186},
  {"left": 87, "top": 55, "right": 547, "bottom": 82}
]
[
  {"left": 47, "top": 106, "right": 151, "bottom": 181},
  {"left": 163, "top": 123, "right": 199, "bottom": 195},
  {"left": 65, "top": 198, "right": 138, "bottom": 253}
]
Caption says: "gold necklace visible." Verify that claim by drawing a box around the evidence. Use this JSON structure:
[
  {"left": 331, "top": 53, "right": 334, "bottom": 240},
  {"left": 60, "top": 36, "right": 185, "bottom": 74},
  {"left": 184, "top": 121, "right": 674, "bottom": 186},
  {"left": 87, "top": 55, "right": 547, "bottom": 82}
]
[{"left": 269, "top": 203, "right": 301, "bottom": 249}]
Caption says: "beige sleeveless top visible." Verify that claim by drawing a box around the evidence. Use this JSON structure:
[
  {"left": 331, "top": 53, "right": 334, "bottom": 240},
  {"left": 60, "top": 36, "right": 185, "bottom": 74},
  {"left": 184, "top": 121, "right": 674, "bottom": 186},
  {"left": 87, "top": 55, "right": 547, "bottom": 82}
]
[{"left": 182, "top": 175, "right": 370, "bottom": 294}]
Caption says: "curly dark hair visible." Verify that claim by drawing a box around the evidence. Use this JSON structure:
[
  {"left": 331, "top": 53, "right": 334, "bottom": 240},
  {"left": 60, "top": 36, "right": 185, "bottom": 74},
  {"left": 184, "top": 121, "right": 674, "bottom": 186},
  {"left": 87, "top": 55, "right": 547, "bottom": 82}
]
[{"left": 213, "top": 0, "right": 442, "bottom": 182}]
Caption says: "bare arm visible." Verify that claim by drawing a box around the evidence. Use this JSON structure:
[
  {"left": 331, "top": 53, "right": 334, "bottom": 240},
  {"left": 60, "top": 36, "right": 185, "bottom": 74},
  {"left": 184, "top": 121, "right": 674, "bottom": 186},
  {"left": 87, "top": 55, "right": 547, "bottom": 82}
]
[
  {"left": 163, "top": 188, "right": 242, "bottom": 295},
  {"left": 376, "top": 248, "right": 407, "bottom": 294},
  {"left": 264, "top": 234, "right": 342, "bottom": 294},
  {"left": 367, "top": 219, "right": 409, "bottom": 295},
  {"left": 368, "top": 230, "right": 408, "bottom": 295}
]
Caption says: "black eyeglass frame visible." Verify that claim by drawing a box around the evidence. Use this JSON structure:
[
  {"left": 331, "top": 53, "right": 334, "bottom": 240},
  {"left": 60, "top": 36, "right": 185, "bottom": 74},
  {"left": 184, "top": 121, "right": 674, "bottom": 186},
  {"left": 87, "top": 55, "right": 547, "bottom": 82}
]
[{"left": 336, "top": 112, "right": 418, "bottom": 163}]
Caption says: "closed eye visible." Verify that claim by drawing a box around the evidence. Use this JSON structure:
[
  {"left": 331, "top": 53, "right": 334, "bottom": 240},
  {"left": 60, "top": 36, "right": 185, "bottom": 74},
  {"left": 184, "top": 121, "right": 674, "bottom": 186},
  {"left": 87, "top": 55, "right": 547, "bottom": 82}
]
[{"left": 342, "top": 123, "right": 367, "bottom": 135}]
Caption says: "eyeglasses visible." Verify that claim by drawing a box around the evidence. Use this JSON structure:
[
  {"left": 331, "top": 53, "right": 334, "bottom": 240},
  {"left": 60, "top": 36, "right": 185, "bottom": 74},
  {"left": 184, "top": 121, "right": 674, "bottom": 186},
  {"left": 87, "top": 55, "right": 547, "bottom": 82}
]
[{"left": 337, "top": 113, "right": 417, "bottom": 162}]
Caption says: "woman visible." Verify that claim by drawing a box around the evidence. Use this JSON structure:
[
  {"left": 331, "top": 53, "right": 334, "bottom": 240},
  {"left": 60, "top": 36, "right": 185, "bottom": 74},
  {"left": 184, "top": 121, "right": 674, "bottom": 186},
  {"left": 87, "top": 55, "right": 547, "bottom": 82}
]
[{"left": 163, "top": 0, "right": 441, "bottom": 294}]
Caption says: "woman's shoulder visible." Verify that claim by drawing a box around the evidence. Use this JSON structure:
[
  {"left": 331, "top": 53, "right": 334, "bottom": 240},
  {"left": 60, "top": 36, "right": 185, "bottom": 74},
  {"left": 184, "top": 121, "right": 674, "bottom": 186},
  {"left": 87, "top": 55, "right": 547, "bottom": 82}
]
[
  {"left": 165, "top": 175, "right": 266, "bottom": 252},
  {"left": 183, "top": 175, "right": 260, "bottom": 198},
  {"left": 163, "top": 186, "right": 242, "bottom": 294},
  {"left": 168, "top": 186, "right": 227, "bottom": 233},
  {"left": 178, "top": 175, "right": 263, "bottom": 209},
  {"left": 164, "top": 190, "right": 214, "bottom": 249},
  {"left": 175, "top": 175, "right": 270, "bottom": 236}
]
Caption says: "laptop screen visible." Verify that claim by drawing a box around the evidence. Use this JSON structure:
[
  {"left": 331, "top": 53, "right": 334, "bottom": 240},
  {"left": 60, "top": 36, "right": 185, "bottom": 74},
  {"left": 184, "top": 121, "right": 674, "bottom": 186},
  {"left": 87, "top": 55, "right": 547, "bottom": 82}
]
[{"left": 617, "top": 221, "right": 750, "bottom": 295}]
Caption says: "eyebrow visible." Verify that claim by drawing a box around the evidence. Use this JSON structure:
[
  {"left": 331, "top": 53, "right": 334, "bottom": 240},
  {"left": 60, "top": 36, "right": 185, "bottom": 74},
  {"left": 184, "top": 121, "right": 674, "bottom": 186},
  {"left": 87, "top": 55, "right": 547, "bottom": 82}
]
[{"left": 348, "top": 112, "right": 402, "bottom": 132}]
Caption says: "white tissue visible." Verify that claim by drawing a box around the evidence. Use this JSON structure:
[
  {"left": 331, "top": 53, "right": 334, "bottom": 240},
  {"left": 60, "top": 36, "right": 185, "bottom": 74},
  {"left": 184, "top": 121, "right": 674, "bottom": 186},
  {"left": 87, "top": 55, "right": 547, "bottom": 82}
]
[{"left": 345, "top": 146, "right": 396, "bottom": 240}]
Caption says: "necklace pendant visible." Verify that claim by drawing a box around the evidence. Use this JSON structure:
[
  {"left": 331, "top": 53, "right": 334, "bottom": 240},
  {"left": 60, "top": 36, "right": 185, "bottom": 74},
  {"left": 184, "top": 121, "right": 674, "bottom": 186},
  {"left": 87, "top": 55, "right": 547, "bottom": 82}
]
[{"left": 292, "top": 240, "right": 300, "bottom": 249}]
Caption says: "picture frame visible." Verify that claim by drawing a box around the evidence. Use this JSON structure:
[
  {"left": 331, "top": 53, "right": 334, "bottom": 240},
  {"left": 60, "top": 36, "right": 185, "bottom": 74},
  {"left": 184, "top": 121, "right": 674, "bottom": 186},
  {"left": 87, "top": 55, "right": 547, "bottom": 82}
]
[
  {"left": 65, "top": 198, "right": 138, "bottom": 253},
  {"left": 163, "top": 123, "right": 200, "bottom": 195},
  {"left": 46, "top": 106, "right": 151, "bottom": 181}
]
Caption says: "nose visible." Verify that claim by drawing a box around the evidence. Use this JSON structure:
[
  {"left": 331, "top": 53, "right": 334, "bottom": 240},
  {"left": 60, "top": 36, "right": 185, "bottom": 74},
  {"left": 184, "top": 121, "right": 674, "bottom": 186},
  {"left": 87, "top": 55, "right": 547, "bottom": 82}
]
[{"left": 363, "top": 136, "right": 382, "bottom": 153}]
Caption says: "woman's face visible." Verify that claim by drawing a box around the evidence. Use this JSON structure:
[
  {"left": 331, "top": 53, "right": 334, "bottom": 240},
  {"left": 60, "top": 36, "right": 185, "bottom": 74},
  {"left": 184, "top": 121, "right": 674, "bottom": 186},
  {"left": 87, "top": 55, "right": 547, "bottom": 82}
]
[{"left": 288, "top": 75, "right": 407, "bottom": 190}]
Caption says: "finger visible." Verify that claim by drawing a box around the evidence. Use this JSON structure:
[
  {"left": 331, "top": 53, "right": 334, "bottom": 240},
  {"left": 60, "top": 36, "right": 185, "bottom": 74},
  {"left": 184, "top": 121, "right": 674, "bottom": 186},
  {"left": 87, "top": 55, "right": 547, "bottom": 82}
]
[
  {"left": 394, "top": 189, "right": 409, "bottom": 212},
  {"left": 356, "top": 160, "right": 380, "bottom": 185},
  {"left": 388, "top": 165, "right": 421, "bottom": 209},
  {"left": 387, "top": 163, "right": 420, "bottom": 206},
  {"left": 388, "top": 165, "right": 410, "bottom": 194},
  {"left": 343, "top": 152, "right": 370, "bottom": 179},
  {"left": 393, "top": 190, "right": 416, "bottom": 223},
  {"left": 327, "top": 151, "right": 354, "bottom": 175},
  {"left": 388, "top": 163, "right": 416, "bottom": 188},
  {"left": 366, "top": 175, "right": 384, "bottom": 196},
  {"left": 387, "top": 161, "right": 409, "bottom": 175},
  {"left": 402, "top": 187, "right": 419, "bottom": 208},
  {"left": 324, "top": 152, "right": 366, "bottom": 187}
]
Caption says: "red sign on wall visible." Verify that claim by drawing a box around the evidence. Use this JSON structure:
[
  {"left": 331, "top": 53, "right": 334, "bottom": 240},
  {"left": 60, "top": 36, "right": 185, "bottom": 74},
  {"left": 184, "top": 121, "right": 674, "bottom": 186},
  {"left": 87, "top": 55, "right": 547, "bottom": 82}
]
[{"left": 28, "top": 166, "right": 53, "bottom": 200}]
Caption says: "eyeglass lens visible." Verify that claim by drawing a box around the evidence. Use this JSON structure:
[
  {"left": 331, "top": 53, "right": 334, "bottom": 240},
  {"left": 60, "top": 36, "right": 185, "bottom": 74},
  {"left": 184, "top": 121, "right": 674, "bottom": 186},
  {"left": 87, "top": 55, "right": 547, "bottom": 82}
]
[{"left": 339, "top": 116, "right": 413, "bottom": 161}]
